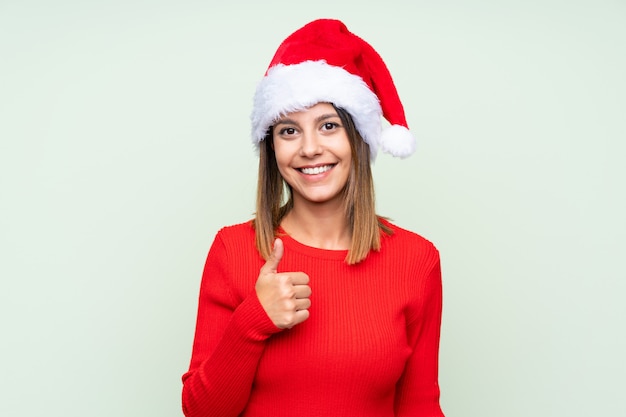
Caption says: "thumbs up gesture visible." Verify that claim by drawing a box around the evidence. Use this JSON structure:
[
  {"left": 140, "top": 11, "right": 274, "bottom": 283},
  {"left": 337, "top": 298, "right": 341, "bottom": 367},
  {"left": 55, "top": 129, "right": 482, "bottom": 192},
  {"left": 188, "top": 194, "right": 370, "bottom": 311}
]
[{"left": 255, "top": 238, "right": 311, "bottom": 329}]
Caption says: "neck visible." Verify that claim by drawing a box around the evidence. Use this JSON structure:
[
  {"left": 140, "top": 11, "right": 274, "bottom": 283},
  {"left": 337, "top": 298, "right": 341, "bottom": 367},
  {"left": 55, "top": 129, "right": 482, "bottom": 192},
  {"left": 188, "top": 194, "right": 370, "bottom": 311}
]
[{"left": 281, "top": 199, "right": 351, "bottom": 250}]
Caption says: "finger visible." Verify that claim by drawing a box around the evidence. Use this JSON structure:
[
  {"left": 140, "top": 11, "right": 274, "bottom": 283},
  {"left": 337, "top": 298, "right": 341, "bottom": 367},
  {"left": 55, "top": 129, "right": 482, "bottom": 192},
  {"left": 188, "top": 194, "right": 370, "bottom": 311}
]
[
  {"left": 293, "top": 285, "right": 312, "bottom": 299},
  {"left": 291, "top": 309, "right": 310, "bottom": 327},
  {"left": 262, "top": 238, "right": 284, "bottom": 273},
  {"left": 289, "top": 272, "right": 309, "bottom": 285},
  {"left": 294, "top": 298, "right": 311, "bottom": 311},
  {"left": 280, "top": 309, "right": 310, "bottom": 329}
]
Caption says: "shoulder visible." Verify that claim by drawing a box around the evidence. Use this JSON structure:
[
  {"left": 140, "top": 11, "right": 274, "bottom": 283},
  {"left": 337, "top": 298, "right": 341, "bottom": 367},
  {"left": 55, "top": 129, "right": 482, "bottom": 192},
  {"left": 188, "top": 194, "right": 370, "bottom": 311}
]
[
  {"left": 216, "top": 220, "right": 255, "bottom": 237},
  {"left": 373, "top": 220, "right": 441, "bottom": 296},
  {"left": 380, "top": 218, "right": 438, "bottom": 252},
  {"left": 207, "top": 220, "right": 263, "bottom": 266},
  {"left": 378, "top": 218, "right": 440, "bottom": 266},
  {"left": 213, "top": 220, "right": 256, "bottom": 247}
]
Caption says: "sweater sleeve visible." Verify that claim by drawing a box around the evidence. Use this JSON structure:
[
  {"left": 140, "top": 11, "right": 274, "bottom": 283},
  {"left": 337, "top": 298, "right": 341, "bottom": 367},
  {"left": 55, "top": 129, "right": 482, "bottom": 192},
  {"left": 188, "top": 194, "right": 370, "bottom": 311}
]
[
  {"left": 181, "top": 231, "right": 282, "bottom": 417},
  {"left": 394, "top": 255, "right": 445, "bottom": 417}
]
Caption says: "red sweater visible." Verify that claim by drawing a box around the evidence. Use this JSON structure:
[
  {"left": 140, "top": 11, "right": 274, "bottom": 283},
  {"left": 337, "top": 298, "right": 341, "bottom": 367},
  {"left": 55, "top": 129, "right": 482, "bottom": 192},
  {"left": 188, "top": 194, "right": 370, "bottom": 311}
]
[{"left": 182, "top": 220, "right": 444, "bottom": 417}]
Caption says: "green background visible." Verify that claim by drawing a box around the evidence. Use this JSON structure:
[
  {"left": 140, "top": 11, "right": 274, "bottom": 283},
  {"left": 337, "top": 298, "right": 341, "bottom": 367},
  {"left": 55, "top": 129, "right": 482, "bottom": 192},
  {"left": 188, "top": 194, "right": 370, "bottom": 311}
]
[{"left": 1, "top": 0, "right": 625, "bottom": 416}]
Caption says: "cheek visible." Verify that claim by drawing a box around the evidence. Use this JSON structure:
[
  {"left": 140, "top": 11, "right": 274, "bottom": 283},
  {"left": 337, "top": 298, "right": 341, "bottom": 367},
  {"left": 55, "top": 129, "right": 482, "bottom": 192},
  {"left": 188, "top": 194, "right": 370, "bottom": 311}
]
[
  {"left": 273, "top": 142, "right": 297, "bottom": 167},
  {"left": 336, "top": 135, "right": 352, "bottom": 161},
  {"left": 340, "top": 146, "right": 353, "bottom": 168},
  {"left": 275, "top": 163, "right": 290, "bottom": 180},
  {"left": 272, "top": 151, "right": 293, "bottom": 181},
  {"left": 273, "top": 150, "right": 289, "bottom": 170}
]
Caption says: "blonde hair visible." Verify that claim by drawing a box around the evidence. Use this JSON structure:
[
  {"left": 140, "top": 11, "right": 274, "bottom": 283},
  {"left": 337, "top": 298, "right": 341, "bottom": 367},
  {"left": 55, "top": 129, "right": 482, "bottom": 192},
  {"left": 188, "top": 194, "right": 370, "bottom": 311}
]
[{"left": 253, "top": 105, "right": 391, "bottom": 264}]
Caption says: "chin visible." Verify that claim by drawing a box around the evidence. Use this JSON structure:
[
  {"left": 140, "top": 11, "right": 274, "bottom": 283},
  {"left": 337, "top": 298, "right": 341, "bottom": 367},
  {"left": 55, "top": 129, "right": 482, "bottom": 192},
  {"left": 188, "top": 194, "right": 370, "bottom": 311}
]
[{"left": 303, "top": 193, "right": 343, "bottom": 205}]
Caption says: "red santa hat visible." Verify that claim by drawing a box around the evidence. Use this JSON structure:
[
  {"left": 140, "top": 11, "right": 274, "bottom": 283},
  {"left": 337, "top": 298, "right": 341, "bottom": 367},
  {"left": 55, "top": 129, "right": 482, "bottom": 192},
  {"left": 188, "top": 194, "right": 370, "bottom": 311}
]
[{"left": 251, "top": 19, "right": 416, "bottom": 159}]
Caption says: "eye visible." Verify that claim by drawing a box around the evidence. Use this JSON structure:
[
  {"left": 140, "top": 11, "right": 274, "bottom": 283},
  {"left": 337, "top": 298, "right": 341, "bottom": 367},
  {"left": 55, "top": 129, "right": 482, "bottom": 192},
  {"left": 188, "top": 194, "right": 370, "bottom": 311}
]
[
  {"left": 321, "top": 122, "right": 340, "bottom": 131},
  {"left": 278, "top": 127, "right": 297, "bottom": 136}
]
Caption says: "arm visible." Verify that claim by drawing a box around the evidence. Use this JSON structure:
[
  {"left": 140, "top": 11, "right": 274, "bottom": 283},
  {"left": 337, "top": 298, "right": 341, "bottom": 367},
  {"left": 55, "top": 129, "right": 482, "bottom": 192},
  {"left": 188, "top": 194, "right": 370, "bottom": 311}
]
[
  {"left": 394, "top": 258, "right": 445, "bottom": 417},
  {"left": 181, "top": 233, "right": 281, "bottom": 417}
]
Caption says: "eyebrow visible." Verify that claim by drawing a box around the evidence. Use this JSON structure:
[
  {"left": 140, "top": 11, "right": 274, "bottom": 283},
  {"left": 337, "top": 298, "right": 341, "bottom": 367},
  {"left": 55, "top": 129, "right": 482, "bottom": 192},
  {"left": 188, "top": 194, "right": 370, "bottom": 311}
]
[{"left": 274, "top": 113, "right": 340, "bottom": 126}]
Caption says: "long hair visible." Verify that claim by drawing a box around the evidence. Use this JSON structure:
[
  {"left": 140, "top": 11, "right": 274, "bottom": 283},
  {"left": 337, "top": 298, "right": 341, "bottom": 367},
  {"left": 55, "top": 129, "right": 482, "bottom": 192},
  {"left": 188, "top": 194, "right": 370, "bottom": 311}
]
[{"left": 253, "top": 104, "right": 391, "bottom": 264}]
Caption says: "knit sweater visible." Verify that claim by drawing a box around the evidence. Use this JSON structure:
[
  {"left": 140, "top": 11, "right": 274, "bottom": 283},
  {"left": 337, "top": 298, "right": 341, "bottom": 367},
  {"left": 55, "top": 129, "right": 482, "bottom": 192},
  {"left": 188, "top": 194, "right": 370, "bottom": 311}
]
[{"left": 182, "top": 220, "right": 444, "bottom": 417}]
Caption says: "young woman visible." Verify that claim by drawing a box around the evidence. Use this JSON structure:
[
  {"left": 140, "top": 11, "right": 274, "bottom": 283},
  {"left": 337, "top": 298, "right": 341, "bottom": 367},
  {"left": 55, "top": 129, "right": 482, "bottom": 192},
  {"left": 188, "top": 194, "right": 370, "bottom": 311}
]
[{"left": 182, "top": 19, "right": 445, "bottom": 417}]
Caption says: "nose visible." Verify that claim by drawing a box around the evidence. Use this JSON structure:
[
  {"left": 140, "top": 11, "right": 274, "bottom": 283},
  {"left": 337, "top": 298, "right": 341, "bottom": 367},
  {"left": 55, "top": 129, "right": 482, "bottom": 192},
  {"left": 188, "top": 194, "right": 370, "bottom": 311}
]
[{"left": 299, "top": 130, "right": 323, "bottom": 157}]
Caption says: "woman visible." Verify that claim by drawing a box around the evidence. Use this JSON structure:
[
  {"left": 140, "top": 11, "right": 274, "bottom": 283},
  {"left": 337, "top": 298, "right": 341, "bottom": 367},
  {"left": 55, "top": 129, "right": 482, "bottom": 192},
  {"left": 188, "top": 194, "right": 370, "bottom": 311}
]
[{"left": 182, "top": 19, "right": 445, "bottom": 417}]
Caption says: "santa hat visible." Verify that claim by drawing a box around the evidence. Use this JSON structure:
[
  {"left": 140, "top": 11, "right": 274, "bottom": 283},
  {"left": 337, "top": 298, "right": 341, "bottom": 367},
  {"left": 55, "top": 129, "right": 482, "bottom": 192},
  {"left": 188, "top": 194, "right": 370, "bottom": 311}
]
[{"left": 251, "top": 19, "right": 416, "bottom": 159}]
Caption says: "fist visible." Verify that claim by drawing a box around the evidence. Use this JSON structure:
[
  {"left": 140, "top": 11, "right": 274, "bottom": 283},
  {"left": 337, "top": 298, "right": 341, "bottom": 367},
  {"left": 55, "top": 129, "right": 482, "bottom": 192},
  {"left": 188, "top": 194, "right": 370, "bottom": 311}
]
[{"left": 255, "top": 238, "right": 311, "bottom": 329}]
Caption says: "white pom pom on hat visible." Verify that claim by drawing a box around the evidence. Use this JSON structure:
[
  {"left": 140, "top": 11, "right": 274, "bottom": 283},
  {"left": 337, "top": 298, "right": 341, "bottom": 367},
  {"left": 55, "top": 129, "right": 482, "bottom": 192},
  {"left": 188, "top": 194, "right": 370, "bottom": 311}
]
[{"left": 251, "top": 19, "right": 417, "bottom": 160}]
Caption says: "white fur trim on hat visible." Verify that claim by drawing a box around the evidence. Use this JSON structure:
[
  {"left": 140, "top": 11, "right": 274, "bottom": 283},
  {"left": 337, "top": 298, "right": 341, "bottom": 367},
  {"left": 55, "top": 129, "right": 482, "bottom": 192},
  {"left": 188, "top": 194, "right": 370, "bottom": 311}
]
[
  {"left": 251, "top": 60, "right": 383, "bottom": 159},
  {"left": 380, "top": 125, "right": 417, "bottom": 158}
]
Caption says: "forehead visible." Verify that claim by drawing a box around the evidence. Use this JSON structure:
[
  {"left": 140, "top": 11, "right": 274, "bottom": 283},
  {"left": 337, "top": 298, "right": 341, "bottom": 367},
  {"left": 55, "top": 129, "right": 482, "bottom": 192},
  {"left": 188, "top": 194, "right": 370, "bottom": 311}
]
[{"left": 275, "top": 102, "right": 338, "bottom": 122}]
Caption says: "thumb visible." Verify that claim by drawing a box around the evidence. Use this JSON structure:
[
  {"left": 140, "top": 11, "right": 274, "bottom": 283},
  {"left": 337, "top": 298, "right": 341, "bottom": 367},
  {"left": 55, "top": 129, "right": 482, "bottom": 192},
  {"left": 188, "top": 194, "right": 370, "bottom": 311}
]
[{"left": 263, "top": 238, "right": 284, "bottom": 273}]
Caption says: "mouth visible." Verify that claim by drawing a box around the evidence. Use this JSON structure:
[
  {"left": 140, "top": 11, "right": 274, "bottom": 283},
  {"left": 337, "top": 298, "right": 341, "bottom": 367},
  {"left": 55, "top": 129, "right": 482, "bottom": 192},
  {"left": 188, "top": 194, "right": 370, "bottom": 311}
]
[{"left": 297, "top": 164, "right": 336, "bottom": 175}]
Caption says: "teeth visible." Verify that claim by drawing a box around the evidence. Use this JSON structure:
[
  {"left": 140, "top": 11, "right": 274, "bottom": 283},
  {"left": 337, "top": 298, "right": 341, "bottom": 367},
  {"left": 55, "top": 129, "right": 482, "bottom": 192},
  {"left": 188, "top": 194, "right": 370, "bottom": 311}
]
[{"left": 300, "top": 165, "right": 333, "bottom": 175}]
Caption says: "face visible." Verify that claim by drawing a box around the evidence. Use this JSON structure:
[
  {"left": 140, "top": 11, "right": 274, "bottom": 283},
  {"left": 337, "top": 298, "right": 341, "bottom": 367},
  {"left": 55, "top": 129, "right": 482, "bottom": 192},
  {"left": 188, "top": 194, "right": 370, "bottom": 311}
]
[{"left": 272, "top": 102, "right": 352, "bottom": 209}]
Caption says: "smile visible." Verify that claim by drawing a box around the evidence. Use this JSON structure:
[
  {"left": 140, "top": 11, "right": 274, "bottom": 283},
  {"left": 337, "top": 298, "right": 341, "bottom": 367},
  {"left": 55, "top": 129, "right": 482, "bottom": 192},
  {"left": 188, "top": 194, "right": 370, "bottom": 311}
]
[{"left": 298, "top": 164, "right": 335, "bottom": 175}]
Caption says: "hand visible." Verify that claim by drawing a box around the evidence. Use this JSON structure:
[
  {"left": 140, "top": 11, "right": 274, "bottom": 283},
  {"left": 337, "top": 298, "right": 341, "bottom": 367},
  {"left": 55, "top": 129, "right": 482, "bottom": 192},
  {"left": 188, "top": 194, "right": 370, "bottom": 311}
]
[{"left": 255, "top": 238, "right": 311, "bottom": 329}]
